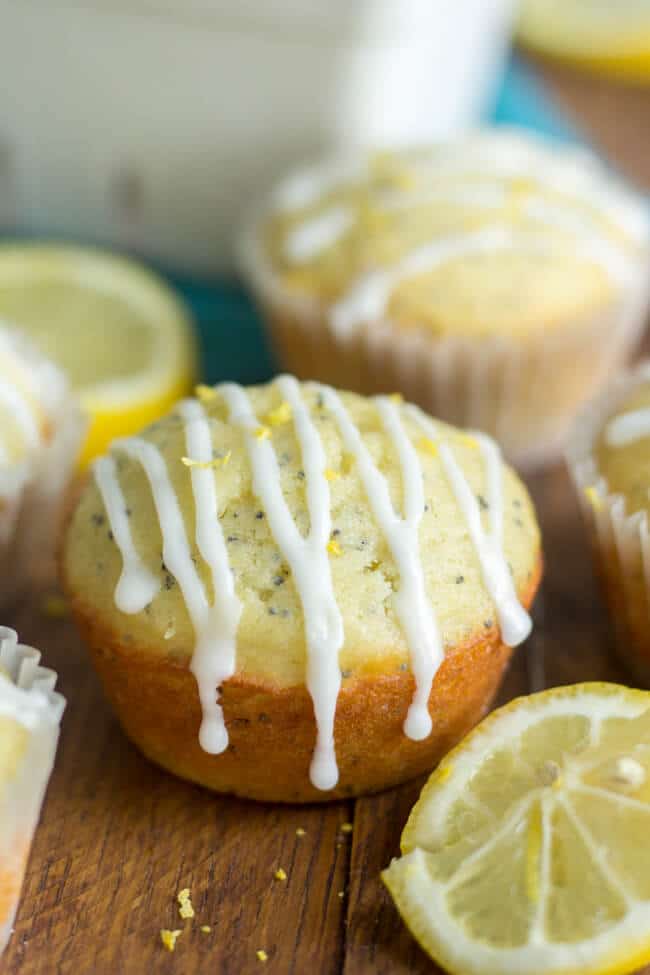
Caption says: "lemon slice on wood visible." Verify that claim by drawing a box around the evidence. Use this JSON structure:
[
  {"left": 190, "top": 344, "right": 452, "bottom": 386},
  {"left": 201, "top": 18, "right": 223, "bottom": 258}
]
[
  {"left": 518, "top": 0, "right": 650, "bottom": 82},
  {"left": 0, "top": 245, "right": 197, "bottom": 466},
  {"left": 383, "top": 683, "right": 650, "bottom": 975}
]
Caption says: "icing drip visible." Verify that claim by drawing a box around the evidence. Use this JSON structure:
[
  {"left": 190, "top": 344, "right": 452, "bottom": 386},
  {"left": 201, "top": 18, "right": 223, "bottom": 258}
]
[
  {"left": 330, "top": 222, "right": 632, "bottom": 337},
  {"left": 0, "top": 380, "right": 41, "bottom": 453},
  {"left": 321, "top": 388, "right": 442, "bottom": 741},
  {"left": 220, "top": 377, "right": 344, "bottom": 790},
  {"left": 109, "top": 436, "right": 231, "bottom": 754},
  {"left": 605, "top": 408, "right": 650, "bottom": 447},
  {"left": 178, "top": 399, "right": 242, "bottom": 754},
  {"left": 285, "top": 206, "right": 353, "bottom": 263},
  {"left": 409, "top": 408, "right": 531, "bottom": 646},
  {"left": 94, "top": 455, "right": 160, "bottom": 614}
]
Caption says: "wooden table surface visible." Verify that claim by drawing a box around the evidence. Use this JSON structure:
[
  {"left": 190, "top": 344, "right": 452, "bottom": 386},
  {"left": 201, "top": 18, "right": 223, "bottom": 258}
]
[{"left": 3, "top": 57, "right": 650, "bottom": 975}]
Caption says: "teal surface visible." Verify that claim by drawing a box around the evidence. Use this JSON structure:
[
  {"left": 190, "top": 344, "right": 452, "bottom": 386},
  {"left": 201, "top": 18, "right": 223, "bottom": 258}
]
[{"left": 176, "top": 55, "right": 582, "bottom": 384}]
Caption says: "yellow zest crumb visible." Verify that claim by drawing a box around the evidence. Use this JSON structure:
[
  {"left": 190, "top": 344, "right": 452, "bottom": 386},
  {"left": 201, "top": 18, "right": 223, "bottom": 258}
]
[
  {"left": 437, "top": 764, "right": 453, "bottom": 784},
  {"left": 388, "top": 392, "right": 403, "bottom": 404},
  {"left": 41, "top": 594, "right": 68, "bottom": 619},
  {"left": 200, "top": 925, "right": 211, "bottom": 934},
  {"left": 255, "top": 425, "right": 271, "bottom": 441},
  {"left": 195, "top": 384, "right": 218, "bottom": 403},
  {"left": 458, "top": 434, "right": 479, "bottom": 450},
  {"left": 327, "top": 539, "right": 342, "bottom": 556},
  {"left": 257, "top": 950, "right": 269, "bottom": 963},
  {"left": 585, "top": 486, "right": 602, "bottom": 511},
  {"left": 181, "top": 451, "right": 231, "bottom": 470},
  {"left": 338, "top": 890, "right": 345, "bottom": 898},
  {"left": 295, "top": 827, "right": 306, "bottom": 837},
  {"left": 274, "top": 868, "right": 287, "bottom": 882},
  {"left": 340, "top": 822, "right": 353, "bottom": 834},
  {"left": 177, "top": 887, "right": 195, "bottom": 919},
  {"left": 160, "top": 929, "right": 182, "bottom": 952},
  {"left": 266, "top": 401, "right": 292, "bottom": 427},
  {"left": 417, "top": 437, "right": 438, "bottom": 458},
  {"left": 324, "top": 468, "right": 340, "bottom": 482}
]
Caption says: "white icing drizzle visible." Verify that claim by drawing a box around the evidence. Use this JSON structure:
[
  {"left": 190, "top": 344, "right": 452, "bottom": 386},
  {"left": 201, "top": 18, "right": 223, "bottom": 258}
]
[
  {"left": 0, "top": 380, "right": 41, "bottom": 453},
  {"left": 409, "top": 407, "right": 532, "bottom": 647},
  {"left": 321, "top": 387, "right": 442, "bottom": 741},
  {"left": 284, "top": 206, "right": 353, "bottom": 263},
  {"left": 605, "top": 408, "right": 650, "bottom": 447},
  {"left": 109, "top": 436, "right": 232, "bottom": 755},
  {"left": 96, "top": 379, "right": 533, "bottom": 791},
  {"left": 178, "top": 399, "right": 242, "bottom": 755},
  {"left": 93, "top": 455, "right": 160, "bottom": 614},
  {"left": 220, "top": 377, "right": 344, "bottom": 790}
]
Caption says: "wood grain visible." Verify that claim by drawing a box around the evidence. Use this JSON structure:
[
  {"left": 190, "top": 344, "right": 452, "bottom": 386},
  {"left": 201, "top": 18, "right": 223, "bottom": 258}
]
[{"left": 3, "top": 56, "right": 650, "bottom": 975}]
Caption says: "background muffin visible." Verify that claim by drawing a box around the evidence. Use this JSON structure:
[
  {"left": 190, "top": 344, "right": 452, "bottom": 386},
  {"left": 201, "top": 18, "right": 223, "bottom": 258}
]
[
  {"left": 569, "top": 361, "right": 650, "bottom": 685},
  {"left": 63, "top": 377, "right": 541, "bottom": 802},
  {"left": 0, "top": 326, "right": 84, "bottom": 608},
  {"left": 240, "top": 130, "right": 650, "bottom": 468}
]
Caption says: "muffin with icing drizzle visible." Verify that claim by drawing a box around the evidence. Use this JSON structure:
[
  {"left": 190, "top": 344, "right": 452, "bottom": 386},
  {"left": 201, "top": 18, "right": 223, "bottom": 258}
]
[
  {"left": 239, "top": 129, "right": 650, "bottom": 469},
  {"left": 0, "top": 325, "right": 84, "bottom": 607},
  {"left": 569, "top": 361, "right": 650, "bottom": 685},
  {"left": 63, "top": 377, "right": 541, "bottom": 801}
]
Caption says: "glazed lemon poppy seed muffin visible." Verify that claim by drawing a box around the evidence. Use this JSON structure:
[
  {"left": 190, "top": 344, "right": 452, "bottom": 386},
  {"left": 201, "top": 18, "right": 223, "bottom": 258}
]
[
  {"left": 569, "top": 362, "right": 650, "bottom": 685},
  {"left": 240, "top": 129, "right": 650, "bottom": 467},
  {"left": 0, "top": 325, "right": 84, "bottom": 607},
  {"left": 63, "top": 377, "right": 541, "bottom": 802}
]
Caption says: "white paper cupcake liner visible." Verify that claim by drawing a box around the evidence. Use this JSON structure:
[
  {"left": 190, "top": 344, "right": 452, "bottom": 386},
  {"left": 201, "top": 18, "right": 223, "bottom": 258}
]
[
  {"left": 0, "top": 626, "right": 65, "bottom": 955},
  {"left": 0, "top": 328, "right": 85, "bottom": 609},
  {"left": 239, "top": 171, "right": 650, "bottom": 470},
  {"left": 566, "top": 360, "right": 650, "bottom": 685}
]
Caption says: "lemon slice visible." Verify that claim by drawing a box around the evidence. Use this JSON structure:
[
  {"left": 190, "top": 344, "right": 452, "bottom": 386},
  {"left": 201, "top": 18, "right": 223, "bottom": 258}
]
[
  {"left": 518, "top": 1, "right": 650, "bottom": 82},
  {"left": 383, "top": 683, "right": 650, "bottom": 975},
  {"left": 0, "top": 245, "right": 197, "bottom": 466}
]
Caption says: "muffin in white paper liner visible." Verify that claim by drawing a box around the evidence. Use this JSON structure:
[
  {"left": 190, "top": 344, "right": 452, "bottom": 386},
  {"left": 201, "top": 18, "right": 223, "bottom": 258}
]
[
  {"left": 0, "top": 626, "right": 65, "bottom": 955},
  {"left": 0, "top": 326, "right": 85, "bottom": 609},
  {"left": 239, "top": 135, "right": 650, "bottom": 469},
  {"left": 567, "top": 361, "right": 650, "bottom": 685}
]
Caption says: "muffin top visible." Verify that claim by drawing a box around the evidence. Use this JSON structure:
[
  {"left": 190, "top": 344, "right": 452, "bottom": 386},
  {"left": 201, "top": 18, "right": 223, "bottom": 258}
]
[
  {"left": 594, "top": 367, "right": 650, "bottom": 518},
  {"left": 64, "top": 377, "right": 540, "bottom": 790},
  {"left": 0, "top": 326, "right": 65, "bottom": 470},
  {"left": 248, "top": 130, "right": 648, "bottom": 339}
]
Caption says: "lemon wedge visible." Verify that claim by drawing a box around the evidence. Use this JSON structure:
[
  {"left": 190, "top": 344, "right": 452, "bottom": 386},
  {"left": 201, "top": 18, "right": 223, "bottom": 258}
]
[
  {"left": 518, "top": 1, "right": 650, "bottom": 82},
  {"left": 383, "top": 683, "right": 650, "bottom": 975},
  {"left": 0, "top": 245, "right": 197, "bottom": 466}
]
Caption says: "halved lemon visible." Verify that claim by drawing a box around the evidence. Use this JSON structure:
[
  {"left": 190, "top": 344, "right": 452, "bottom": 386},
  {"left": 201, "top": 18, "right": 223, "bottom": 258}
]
[
  {"left": 0, "top": 245, "right": 197, "bottom": 466},
  {"left": 518, "top": 1, "right": 650, "bottom": 83},
  {"left": 383, "top": 683, "right": 650, "bottom": 975}
]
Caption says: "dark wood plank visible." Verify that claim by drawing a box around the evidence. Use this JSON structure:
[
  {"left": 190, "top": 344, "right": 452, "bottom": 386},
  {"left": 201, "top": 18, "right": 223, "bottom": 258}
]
[{"left": 1, "top": 604, "right": 351, "bottom": 975}]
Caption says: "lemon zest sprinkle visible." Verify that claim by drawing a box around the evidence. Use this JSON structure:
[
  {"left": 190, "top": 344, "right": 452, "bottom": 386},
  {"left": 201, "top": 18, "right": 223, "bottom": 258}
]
[
  {"left": 295, "top": 827, "right": 306, "bottom": 837},
  {"left": 585, "top": 486, "right": 602, "bottom": 511},
  {"left": 418, "top": 437, "right": 438, "bottom": 458},
  {"left": 255, "top": 425, "right": 271, "bottom": 441},
  {"left": 267, "top": 401, "right": 292, "bottom": 427},
  {"left": 327, "top": 539, "right": 342, "bottom": 556},
  {"left": 257, "top": 950, "right": 269, "bottom": 963},
  {"left": 458, "top": 434, "right": 479, "bottom": 450},
  {"left": 324, "top": 468, "right": 340, "bottom": 482},
  {"left": 437, "top": 764, "right": 453, "bottom": 784},
  {"left": 177, "top": 887, "right": 195, "bottom": 919},
  {"left": 195, "top": 384, "right": 218, "bottom": 403},
  {"left": 200, "top": 925, "right": 211, "bottom": 934},
  {"left": 160, "top": 929, "right": 182, "bottom": 952},
  {"left": 41, "top": 594, "right": 68, "bottom": 619},
  {"left": 389, "top": 392, "right": 403, "bottom": 404},
  {"left": 338, "top": 890, "right": 345, "bottom": 898},
  {"left": 181, "top": 451, "right": 231, "bottom": 470},
  {"left": 274, "top": 868, "right": 287, "bottom": 882},
  {"left": 340, "top": 822, "right": 353, "bottom": 834}
]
